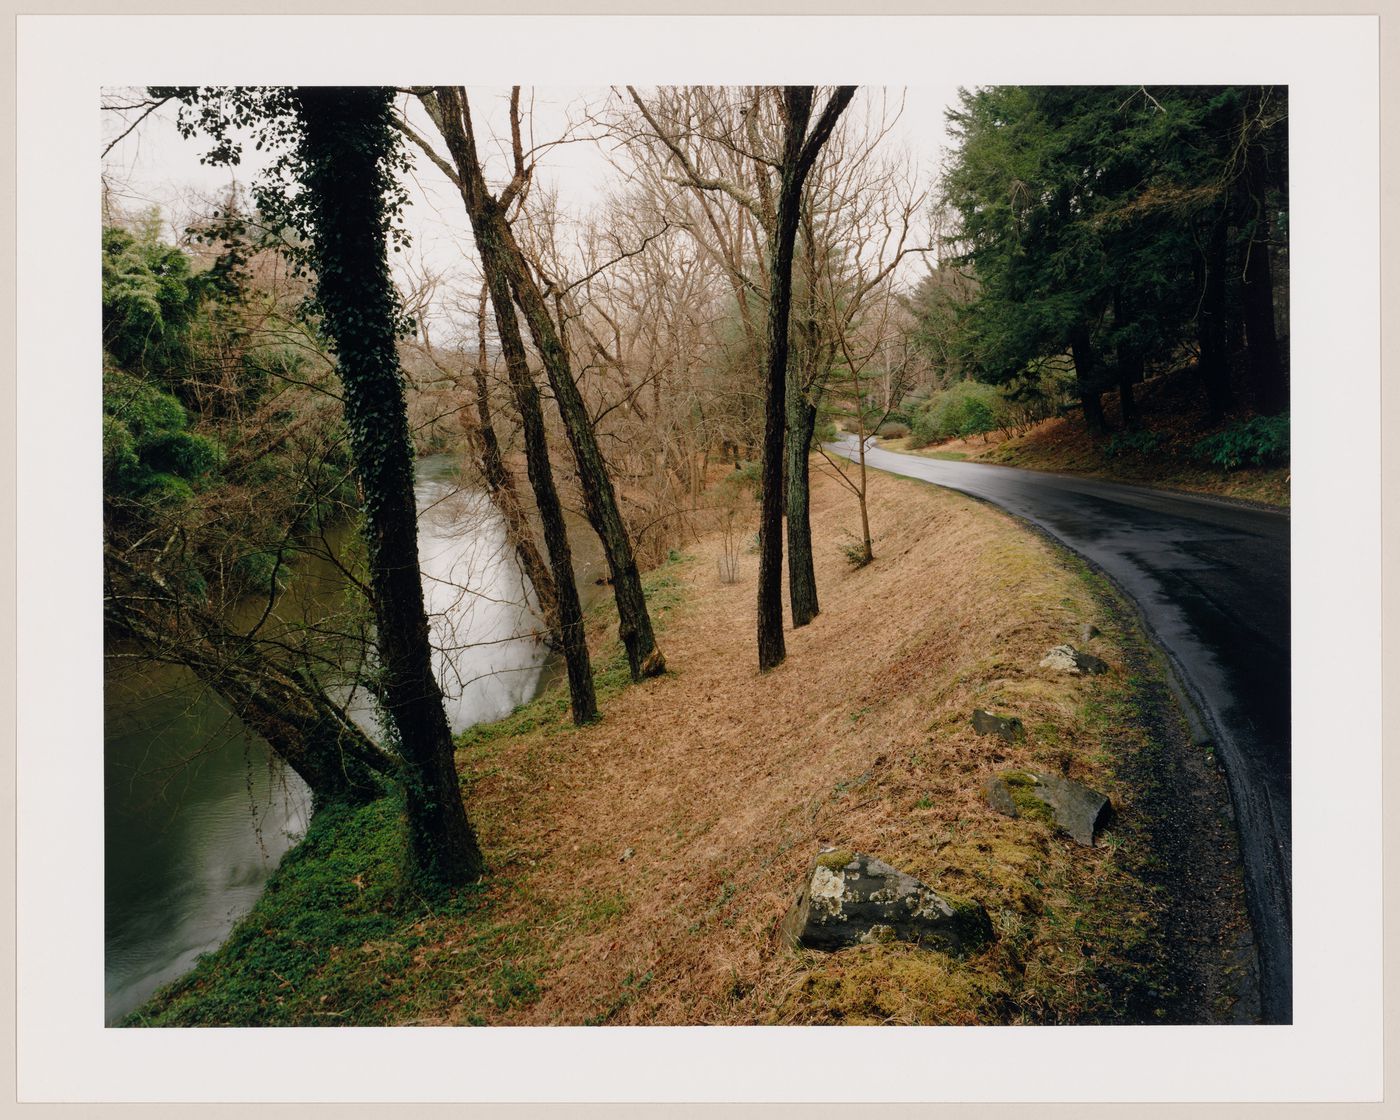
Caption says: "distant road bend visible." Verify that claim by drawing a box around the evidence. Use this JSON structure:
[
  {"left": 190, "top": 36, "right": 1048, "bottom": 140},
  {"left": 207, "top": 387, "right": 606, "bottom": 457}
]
[{"left": 830, "top": 435, "right": 1292, "bottom": 1023}]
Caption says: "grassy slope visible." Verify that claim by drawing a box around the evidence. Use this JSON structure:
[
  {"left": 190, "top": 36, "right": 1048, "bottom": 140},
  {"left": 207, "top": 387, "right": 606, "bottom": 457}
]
[
  {"left": 130, "top": 466, "right": 1252, "bottom": 1027},
  {"left": 886, "top": 370, "right": 1290, "bottom": 509}
]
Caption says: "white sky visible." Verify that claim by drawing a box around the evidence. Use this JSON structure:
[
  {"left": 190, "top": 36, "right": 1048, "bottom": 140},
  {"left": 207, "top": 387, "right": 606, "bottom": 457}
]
[{"left": 101, "top": 84, "right": 964, "bottom": 342}]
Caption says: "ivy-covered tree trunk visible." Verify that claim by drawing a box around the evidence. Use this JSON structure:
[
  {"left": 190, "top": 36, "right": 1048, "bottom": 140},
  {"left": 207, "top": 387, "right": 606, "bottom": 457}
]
[
  {"left": 428, "top": 86, "right": 663, "bottom": 684},
  {"left": 293, "top": 87, "right": 483, "bottom": 885}
]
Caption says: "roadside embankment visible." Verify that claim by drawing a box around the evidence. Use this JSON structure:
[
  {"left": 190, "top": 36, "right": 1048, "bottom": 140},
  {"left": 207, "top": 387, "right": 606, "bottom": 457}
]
[{"left": 128, "top": 464, "right": 1254, "bottom": 1027}]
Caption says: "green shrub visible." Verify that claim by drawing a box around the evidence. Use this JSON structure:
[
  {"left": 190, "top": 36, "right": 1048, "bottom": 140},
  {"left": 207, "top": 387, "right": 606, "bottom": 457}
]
[
  {"left": 876, "top": 420, "right": 910, "bottom": 439},
  {"left": 911, "top": 382, "right": 1007, "bottom": 446},
  {"left": 104, "top": 370, "right": 187, "bottom": 438},
  {"left": 1191, "top": 414, "right": 1289, "bottom": 471},
  {"left": 142, "top": 472, "right": 197, "bottom": 506},
  {"left": 140, "top": 430, "right": 225, "bottom": 480},
  {"left": 103, "top": 370, "right": 226, "bottom": 500},
  {"left": 102, "top": 415, "right": 144, "bottom": 492},
  {"left": 1104, "top": 430, "right": 1166, "bottom": 458}
]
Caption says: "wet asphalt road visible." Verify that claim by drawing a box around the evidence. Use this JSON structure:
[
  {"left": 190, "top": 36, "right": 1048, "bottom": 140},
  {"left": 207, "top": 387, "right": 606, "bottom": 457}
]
[{"left": 831, "top": 436, "right": 1291, "bottom": 1023}]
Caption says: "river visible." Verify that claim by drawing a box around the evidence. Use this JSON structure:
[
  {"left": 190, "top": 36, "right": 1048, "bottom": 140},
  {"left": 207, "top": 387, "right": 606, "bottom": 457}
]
[{"left": 103, "top": 454, "right": 602, "bottom": 1024}]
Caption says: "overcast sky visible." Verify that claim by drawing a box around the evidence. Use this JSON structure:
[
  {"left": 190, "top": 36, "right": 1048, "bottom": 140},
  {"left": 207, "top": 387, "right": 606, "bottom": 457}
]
[{"left": 101, "top": 85, "right": 964, "bottom": 342}]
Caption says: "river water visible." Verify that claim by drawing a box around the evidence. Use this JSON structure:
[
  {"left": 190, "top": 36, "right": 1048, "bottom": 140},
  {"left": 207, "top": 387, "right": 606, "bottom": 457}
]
[{"left": 103, "top": 455, "right": 600, "bottom": 1024}]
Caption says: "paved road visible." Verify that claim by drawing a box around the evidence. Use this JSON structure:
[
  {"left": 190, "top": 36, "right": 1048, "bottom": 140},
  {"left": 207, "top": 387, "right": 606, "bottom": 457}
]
[{"left": 831, "top": 436, "right": 1292, "bottom": 1023}]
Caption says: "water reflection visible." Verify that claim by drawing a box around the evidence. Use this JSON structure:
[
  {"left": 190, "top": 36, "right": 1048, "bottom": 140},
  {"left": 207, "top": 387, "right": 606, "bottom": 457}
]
[{"left": 103, "top": 454, "right": 576, "bottom": 1024}]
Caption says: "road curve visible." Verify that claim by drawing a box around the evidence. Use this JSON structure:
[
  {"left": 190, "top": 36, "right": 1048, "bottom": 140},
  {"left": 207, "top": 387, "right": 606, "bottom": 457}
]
[{"left": 830, "top": 436, "right": 1291, "bottom": 1023}]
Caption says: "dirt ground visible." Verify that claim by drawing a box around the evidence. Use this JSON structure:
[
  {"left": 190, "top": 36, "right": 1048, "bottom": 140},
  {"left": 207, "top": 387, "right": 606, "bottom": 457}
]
[{"left": 445, "top": 462, "right": 1254, "bottom": 1025}]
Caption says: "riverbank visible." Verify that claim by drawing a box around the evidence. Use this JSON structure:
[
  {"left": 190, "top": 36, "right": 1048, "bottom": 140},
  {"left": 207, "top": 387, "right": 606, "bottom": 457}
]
[{"left": 127, "top": 464, "right": 1254, "bottom": 1026}]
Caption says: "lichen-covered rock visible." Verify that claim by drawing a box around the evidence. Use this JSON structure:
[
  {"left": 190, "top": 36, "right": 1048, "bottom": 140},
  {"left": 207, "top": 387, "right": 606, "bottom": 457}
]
[
  {"left": 971, "top": 709, "right": 1025, "bottom": 742},
  {"left": 1039, "top": 643, "right": 1108, "bottom": 675},
  {"left": 780, "top": 849, "right": 993, "bottom": 956},
  {"left": 983, "top": 770, "right": 1111, "bottom": 846}
]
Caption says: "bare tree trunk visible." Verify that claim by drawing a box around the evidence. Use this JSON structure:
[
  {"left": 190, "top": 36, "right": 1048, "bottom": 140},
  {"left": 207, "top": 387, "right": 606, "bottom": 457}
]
[
  {"left": 467, "top": 287, "right": 560, "bottom": 639},
  {"left": 294, "top": 87, "right": 483, "bottom": 885},
  {"left": 757, "top": 86, "right": 855, "bottom": 671},
  {"left": 784, "top": 389, "right": 820, "bottom": 626},
  {"left": 463, "top": 210, "right": 598, "bottom": 724},
  {"left": 426, "top": 87, "right": 664, "bottom": 683},
  {"left": 105, "top": 580, "right": 393, "bottom": 809},
  {"left": 785, "top": 230, "right": 821, "bottom": 628}
]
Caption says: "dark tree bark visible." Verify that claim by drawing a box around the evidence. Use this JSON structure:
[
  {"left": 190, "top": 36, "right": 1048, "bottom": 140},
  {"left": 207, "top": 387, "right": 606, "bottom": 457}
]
[
  {"left": 474, "top": 236, "right": 598, "bottom": 724},
  {"left": 756, "top": 86, "right": 855, "bottom": 671},
  {"left": 1111, "top": 289, "right": 1141, "bottom": 429},
  {"left": 1240, "top": 132, "right": 1286, "bottom": 415},
  {"left": 467, "top": 285, "right": 560, "bottom": 645},
  {"left": 1069, "top": 326, "right": 1109, "bottom": 435},
  {"left": 104, "top": 565, "right": 394, "bottom": 809},
  {"left": 784, "top": 233, "right": 822, "bottom": 629},
  {"left": 784, "top": 389, "right": 819, "bottom": 626},
  {"left": 1197, "top": 218, "right": 1233, "bottom": 421},
  {"left": 293, "top": 87, "right": 483, "bottom": 885},
  {"left": 424, "top": 87, "right": 664, "bottom": 684}
]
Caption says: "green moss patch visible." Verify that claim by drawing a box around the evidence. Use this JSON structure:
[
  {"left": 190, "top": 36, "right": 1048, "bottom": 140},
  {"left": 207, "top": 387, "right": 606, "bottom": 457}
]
[{"left": 123, "top": 796, "right": 543, "bottom": 1027}]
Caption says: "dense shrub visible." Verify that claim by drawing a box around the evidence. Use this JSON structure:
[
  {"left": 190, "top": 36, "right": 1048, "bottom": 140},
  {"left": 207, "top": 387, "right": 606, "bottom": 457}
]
[
  {"left": 103, "top": 369, "right": 224, "bottom": 500},
  {"left": 876, "top": 420, "right": 910, "bottom": 439},
  {"left": 910, "top": 381, "right": 1007, "bottom": 446},
  {"left": 1191, "top": 414, "right": 1290, "bottom": 471}
]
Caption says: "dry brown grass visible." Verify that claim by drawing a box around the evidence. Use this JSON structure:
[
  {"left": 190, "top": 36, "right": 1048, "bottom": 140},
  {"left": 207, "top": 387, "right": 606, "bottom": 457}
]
[{"left": 428, "top": 460, "right": 1221, "bottom": 1026}]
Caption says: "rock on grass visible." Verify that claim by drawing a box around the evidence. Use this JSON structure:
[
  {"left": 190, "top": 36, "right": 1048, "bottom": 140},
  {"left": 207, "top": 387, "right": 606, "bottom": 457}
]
[
  {"left": 780, "top": 849, "right": 993, "bottom": 956},
  {"left": 984, "top": 770, "right": 1111, "bottom": 847},
  {"left": 1039, "top": 643, "right": 1109, "bottom": 675}
]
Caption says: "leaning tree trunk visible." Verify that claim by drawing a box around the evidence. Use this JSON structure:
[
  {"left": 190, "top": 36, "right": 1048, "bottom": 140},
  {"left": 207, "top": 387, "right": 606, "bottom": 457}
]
[
  {"left": 472, "top": 213, "right": 598, "bottom": 723},
  {"left": 428, "top": 87, "right": 664, "bottom": 684},
  {"left": 294, "top": 86, "right": 483, "bottom": 886},
  {"left": 468, "top": 286, "right": 560, "bottom": 642},
  {"left": 104, "top": 584, "right": 393, "bottom": 809}
]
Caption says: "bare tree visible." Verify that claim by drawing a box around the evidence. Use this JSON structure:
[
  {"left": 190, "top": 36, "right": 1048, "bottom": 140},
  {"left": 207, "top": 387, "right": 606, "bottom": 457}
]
[
  {"left": 397, "top": 87, "right": 665, "bottom": 685},
  {"left": 753, "top": 86, "right": 854, "bottom": 670}
]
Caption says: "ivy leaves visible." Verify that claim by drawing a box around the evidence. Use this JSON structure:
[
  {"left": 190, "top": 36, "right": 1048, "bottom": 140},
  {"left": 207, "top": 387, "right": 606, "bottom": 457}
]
[{"left": 152, "top": 85, "right": 417, "bottom": 341}]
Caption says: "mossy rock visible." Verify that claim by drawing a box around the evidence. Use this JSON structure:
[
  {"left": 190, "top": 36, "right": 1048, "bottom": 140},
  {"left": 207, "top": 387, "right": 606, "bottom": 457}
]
[
  {"left": 781, "top": 850, "right": 993, "bottom": 957},
  {"left": 971, "top": 709, "right": 1026, "bottom": 742},
  {"left": 983, "top": 770, "right": 1110, "bottom": 847}
]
